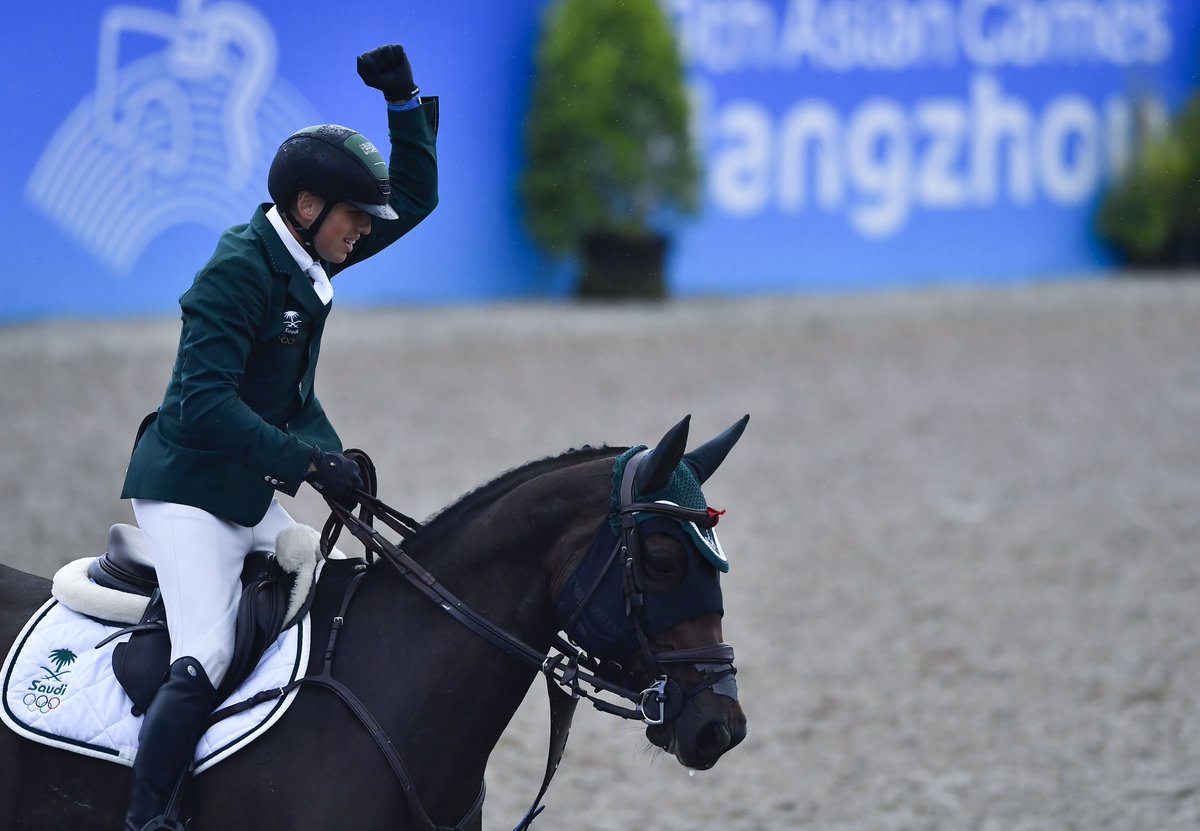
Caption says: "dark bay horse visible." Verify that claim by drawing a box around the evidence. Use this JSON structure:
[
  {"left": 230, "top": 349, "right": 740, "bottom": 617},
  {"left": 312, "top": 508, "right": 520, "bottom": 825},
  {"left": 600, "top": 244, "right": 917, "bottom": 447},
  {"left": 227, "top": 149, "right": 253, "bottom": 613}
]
[{"left": 0, "top": 416, "right": 748, "bottom": 830}]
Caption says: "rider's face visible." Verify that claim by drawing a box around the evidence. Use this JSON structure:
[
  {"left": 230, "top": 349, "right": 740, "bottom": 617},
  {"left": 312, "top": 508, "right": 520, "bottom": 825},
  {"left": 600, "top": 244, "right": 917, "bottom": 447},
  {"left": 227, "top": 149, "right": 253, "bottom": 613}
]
[
  {"left": 311, "top": 201, "right": 372, "bottom": 264},
  {"left": 292, "top": 192, "right": 373, "bottom": 264}
]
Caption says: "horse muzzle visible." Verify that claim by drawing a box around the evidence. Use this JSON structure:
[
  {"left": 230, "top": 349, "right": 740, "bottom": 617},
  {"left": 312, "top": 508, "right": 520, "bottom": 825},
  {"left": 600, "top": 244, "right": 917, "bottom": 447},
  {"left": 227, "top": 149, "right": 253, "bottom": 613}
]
[
  {"left": 640, "top": 645, "right": 746, "bottom": 769},
  {"left": 646, "top": 684, "right": 747, "bottom": 770}
]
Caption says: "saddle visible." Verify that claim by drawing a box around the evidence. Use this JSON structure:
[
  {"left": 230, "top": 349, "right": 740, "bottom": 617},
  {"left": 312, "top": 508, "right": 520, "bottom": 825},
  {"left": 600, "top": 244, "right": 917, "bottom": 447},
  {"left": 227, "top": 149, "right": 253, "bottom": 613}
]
[{"left": 52, "top": 523, "right": 323, "bottom": 714}]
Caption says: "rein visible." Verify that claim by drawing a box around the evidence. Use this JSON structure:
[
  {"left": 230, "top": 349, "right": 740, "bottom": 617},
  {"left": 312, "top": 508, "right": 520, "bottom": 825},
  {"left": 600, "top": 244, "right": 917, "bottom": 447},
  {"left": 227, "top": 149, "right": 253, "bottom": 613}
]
[
  {"left": 328, "top": 451, "right": 736, "bottom": 725},
  {"left": 213, "top": 449, "right": 736, "bottom": 831},
  {"left": 314, "top": 491, "right": 684, "bottom": 831}
]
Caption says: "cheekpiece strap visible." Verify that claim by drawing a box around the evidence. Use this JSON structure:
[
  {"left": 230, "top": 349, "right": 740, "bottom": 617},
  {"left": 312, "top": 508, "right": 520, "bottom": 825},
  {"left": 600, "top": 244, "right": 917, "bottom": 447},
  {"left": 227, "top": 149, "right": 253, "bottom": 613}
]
[{"left": 619, "top": 449, "right": 649, "bottom": 509}]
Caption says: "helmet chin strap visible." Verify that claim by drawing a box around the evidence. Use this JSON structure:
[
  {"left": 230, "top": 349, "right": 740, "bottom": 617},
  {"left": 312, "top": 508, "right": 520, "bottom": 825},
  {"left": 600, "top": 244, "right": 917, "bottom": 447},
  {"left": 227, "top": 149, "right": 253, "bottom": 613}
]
[{"left": 283, "top": 200, "right": 336, "bottom": 254}]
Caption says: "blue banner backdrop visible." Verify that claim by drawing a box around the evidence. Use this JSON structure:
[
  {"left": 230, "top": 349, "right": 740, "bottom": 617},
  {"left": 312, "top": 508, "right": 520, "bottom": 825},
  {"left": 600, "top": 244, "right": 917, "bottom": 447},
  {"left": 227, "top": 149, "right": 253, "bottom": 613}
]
[
  {"left": 1, "top": 1, "right": 1197, "bottom": 321},
  {"left": 670, "top": 0, "right": 1200, "bottom": 292}
]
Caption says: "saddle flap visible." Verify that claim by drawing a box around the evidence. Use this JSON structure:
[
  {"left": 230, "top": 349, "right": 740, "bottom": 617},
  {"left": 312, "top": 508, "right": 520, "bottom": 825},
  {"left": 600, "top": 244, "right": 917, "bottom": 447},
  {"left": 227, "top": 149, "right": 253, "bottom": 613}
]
[
  {"left": 111, "top": 590, "right": 171, "bottom": 716},
  {"left": 56, "top": 523, "right": 325, "bottom": 712},
  {"left": 218, "top": 553, "right": 290, "bottom": 702},
  {"left": 111, "top": 555, "right": 308, "bottom": 710}
]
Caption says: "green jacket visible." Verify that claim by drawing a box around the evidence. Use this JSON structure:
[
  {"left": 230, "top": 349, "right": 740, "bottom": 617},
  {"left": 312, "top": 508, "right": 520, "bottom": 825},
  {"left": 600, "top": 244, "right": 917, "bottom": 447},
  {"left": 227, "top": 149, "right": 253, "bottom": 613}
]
[{"left": 122, "top": 101, "right": 439, "bottom": 526}]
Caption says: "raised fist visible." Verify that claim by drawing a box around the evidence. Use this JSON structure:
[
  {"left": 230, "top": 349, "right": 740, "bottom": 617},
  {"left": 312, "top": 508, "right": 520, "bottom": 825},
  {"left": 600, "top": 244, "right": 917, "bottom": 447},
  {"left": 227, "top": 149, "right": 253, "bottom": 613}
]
[{"left": 357, "top": 44, "right": 419, "bottom": 103}]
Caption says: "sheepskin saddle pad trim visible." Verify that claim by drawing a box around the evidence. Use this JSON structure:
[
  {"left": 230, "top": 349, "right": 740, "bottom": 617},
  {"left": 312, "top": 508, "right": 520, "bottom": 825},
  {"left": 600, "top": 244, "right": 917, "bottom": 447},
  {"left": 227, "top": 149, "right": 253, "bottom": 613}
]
[{"left": 51, "top": 523, "right": 325, "bottom": 629}]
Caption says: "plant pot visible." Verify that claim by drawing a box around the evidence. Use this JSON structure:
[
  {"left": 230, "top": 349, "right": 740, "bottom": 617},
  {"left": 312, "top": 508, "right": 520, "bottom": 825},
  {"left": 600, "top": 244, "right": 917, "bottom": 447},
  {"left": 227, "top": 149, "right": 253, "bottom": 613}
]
[{"left": 579, "top": 232, "right": 668, "bottom": 300}]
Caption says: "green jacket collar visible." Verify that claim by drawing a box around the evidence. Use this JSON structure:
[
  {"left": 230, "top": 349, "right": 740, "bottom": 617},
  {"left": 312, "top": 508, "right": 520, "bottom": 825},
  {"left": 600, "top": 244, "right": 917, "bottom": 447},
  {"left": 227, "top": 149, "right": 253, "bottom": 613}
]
[{"left": 250, "top": 204, "right": 330, "bottom": 322}]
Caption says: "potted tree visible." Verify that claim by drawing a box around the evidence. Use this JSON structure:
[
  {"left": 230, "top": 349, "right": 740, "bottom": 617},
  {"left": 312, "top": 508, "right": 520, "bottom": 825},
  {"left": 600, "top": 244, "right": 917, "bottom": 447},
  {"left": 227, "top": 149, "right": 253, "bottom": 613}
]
[
  {"left": 521, "top": 0, "right": 700, "bottom": 299},
  {"left": 1096, "top": 95, "right": 1200, "bottom": 267}
]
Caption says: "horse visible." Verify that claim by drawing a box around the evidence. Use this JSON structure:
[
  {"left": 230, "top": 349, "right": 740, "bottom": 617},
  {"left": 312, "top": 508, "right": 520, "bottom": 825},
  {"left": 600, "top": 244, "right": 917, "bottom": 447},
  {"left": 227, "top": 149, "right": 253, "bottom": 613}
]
[{"left": 0, "top": 415, "right": 749, "bottom": 830}]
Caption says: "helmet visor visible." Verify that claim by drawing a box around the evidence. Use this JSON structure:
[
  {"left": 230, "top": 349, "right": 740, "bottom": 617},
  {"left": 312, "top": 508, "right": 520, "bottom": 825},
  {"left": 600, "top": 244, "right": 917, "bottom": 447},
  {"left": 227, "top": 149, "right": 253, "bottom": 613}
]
[{"left": 345, "top": 198, "right": 399, "bottom": 221}]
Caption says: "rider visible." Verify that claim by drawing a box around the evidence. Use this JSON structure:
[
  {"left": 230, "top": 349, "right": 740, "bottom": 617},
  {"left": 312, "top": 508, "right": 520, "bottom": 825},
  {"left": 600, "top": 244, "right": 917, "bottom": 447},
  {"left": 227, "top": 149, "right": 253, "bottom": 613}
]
[{"left": 118, "top": 44, "right": 438, "bottom": 831}]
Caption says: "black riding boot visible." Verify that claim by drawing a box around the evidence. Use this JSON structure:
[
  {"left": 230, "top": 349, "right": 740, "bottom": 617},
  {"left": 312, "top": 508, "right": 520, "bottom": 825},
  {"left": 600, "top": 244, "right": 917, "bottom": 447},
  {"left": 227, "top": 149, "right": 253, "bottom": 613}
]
[{"left": 123, "top": 656, "right": 217, "bottom": 831}]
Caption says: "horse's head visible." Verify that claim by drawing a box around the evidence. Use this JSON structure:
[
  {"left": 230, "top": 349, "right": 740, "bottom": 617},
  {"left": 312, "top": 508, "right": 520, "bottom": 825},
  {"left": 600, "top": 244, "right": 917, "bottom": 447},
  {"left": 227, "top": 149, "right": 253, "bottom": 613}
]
[{"left": 555, "top": 415, "right": 750, "bottom": 771}]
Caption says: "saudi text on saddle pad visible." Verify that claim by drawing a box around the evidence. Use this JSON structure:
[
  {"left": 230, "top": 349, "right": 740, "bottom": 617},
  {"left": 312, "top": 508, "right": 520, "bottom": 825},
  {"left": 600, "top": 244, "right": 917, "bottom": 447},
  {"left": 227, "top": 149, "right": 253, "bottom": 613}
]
[{"left": 1, "top": 599, "right": 309, "bottom": 773}]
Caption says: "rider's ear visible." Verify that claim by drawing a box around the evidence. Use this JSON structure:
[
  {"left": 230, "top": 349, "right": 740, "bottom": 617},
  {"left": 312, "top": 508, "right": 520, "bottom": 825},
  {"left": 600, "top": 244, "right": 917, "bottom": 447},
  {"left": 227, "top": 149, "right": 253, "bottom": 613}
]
[
  {"left": 682, "top": 415, "right": 750, "bottom": 484},
  {"left": 295, "top": 190, "right": 320, "bottom": 222},
  {"left": 635, "top": 415, "right": 691, "bottom": 495}
]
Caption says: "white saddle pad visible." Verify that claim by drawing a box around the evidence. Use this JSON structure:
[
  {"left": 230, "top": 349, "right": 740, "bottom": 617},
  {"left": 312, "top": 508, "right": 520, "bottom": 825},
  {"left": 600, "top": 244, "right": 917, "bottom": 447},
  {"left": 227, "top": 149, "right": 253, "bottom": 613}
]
[{"left": 1, "top": 597, "right": 310, "bottom": 774}]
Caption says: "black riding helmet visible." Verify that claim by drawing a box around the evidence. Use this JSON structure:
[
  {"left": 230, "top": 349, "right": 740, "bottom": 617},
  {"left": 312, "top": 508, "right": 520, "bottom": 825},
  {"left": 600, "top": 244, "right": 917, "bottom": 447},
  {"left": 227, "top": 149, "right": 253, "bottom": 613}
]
[{"left": 267, "top": 124, "right": 398, "bottom": 248}]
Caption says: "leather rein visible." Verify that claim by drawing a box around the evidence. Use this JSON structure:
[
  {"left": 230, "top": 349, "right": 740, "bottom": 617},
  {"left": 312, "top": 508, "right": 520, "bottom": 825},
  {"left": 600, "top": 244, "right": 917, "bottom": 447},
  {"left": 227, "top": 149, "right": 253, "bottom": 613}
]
[{"left": 215, "top": 450, "right": 736, "bottom": 831}]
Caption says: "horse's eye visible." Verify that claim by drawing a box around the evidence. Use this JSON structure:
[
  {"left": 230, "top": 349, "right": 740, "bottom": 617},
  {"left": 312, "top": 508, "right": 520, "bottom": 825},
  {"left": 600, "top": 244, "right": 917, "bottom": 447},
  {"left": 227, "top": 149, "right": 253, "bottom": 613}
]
[
  {"left": 644, "top": 553, "right": 678, "bottom": 579},
  {"left": 643, "top": 534, "right": 684, "bottom": 582}
]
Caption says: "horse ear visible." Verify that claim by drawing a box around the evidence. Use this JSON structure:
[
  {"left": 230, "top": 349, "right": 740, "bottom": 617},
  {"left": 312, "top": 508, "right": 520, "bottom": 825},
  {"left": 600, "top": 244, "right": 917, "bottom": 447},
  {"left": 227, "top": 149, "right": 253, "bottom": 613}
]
[
  {"left": 682, "top": 414, "right": 750, "bottom": 484},
  {"left": 635, "top": 415, "right": 692, "bottom": 495}
]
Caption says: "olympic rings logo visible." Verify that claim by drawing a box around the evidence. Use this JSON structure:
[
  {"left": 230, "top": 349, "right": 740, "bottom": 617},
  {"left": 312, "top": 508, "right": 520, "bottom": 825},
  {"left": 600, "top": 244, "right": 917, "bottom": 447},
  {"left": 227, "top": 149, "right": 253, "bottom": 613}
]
[{"left": 23, "top": 693, "right": 61, "bottom": 714}]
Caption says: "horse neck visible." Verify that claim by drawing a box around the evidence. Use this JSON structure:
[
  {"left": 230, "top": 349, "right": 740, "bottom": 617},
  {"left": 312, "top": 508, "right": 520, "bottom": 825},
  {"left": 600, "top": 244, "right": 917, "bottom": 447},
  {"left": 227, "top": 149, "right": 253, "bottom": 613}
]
[
  {"left": 338, "top": 453, "right": 614, "bottom": 810},
  {"left": 407, "top": 452, "right": 615, "bottom": 644}
]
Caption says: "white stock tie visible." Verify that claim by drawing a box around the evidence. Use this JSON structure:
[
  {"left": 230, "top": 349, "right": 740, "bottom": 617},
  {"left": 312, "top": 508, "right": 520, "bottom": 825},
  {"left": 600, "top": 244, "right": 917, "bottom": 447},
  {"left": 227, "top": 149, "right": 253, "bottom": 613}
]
[{"left": 306, "top": 262, "right": 333, "bottom": 305}]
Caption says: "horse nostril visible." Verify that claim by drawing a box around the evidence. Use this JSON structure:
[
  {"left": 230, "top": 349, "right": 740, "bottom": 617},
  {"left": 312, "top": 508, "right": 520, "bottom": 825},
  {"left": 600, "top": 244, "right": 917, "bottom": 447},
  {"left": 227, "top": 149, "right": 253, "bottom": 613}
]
[{"left": 696, "top": 721, "right": 733, "bottom": 756}]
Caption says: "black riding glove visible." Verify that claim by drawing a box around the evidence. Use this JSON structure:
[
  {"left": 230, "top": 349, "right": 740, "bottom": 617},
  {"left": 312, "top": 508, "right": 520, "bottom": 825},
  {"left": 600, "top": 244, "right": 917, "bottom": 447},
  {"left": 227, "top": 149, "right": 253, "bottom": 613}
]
[
  {"left": 305, "top": 448, "right": 364, "bottom": 508},
  {"left": 357, "top": 44, "right": 419, "bottom": 103}
]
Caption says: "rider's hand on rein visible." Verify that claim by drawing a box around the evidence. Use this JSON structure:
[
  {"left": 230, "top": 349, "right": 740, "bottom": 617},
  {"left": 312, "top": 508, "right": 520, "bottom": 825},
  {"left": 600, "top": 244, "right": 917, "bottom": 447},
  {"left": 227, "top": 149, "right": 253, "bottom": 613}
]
[{"left": 306, "top": 448, "right": 364, "bottom": 509}]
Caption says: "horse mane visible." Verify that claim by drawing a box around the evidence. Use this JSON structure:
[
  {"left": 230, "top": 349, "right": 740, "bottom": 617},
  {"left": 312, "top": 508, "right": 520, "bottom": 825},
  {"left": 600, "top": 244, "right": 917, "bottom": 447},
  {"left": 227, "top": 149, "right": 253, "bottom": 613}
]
[{"left": 406, "top": 444, "right": 625, "bottom": 555}]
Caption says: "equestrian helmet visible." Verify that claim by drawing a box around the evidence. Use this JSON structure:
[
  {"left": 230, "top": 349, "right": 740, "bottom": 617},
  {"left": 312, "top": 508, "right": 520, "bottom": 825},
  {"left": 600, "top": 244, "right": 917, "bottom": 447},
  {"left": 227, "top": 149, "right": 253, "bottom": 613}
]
[{"left": 267, "top": 124, "right": 399, "bottom": 220}]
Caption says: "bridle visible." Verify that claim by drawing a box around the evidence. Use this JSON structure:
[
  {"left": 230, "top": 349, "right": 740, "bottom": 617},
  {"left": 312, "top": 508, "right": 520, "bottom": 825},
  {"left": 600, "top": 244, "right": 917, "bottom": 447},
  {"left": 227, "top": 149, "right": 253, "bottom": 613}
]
[
  {"left": 215, "top": 449, "right": 738, "bottom": 830},
  {"left": 558, "top": 448, "right": 739, "bottom": 725}
]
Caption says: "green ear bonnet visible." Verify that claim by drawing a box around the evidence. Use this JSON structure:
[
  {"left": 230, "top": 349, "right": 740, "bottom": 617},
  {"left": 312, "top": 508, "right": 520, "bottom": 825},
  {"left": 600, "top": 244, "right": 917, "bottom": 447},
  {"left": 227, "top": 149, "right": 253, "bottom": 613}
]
[{"left": 609, "top": 446, "right": 729, "bottom": 573}]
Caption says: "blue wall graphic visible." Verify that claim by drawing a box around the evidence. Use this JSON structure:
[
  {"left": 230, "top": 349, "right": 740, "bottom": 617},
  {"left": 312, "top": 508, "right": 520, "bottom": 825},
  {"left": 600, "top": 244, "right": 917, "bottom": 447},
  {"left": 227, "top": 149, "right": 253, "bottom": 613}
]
[
  {"left": 25, "top": 1, "right": 316, "bottom": 274},
  {"left": 2, "top": 0, "right": 1198, "bottom": 321}
]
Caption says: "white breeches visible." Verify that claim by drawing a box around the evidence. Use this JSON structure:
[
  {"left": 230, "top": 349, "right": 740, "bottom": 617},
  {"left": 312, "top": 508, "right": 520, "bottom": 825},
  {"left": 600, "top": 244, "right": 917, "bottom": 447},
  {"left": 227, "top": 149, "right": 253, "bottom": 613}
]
[{"left": 131, "top": 498, "right": 296, "bottom": 688}]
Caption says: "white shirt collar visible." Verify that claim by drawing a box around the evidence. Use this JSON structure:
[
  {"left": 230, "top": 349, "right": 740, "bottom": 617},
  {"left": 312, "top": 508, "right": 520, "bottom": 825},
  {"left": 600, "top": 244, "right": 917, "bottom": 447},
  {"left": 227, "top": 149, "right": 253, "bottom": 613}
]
[
  {"left": 266, "top": 205, "right": 333, "bottom": 304},
  {"left": 266, "top": 205, "right": 322, "bottom": 274}
]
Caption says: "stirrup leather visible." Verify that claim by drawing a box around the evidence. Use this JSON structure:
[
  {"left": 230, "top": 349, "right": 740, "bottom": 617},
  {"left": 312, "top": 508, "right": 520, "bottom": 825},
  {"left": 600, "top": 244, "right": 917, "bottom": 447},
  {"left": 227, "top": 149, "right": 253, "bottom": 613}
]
[{"left": 136, "top": 818, "right": 186, "bottom": 831}]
